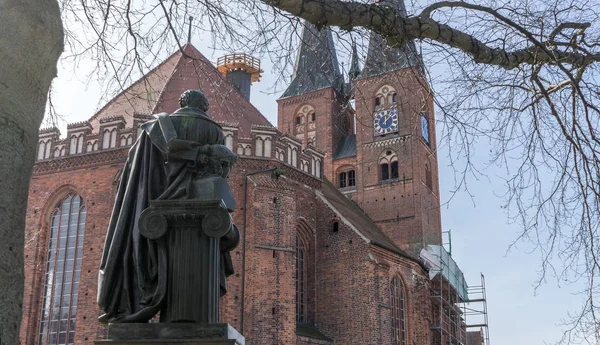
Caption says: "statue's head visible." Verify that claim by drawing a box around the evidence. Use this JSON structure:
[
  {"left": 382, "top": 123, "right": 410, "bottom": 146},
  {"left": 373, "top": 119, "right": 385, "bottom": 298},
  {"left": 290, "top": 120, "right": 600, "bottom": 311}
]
[{"left": 179, "top": 90, "right": 210, "bottom": 111}]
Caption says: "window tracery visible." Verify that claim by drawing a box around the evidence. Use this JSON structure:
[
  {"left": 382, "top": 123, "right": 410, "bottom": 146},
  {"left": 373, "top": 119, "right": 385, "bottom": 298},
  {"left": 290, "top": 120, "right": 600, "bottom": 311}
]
[
  {"left": 379, "top": 150, "right": 399, "bottom": 181},
  {"left": 374, "top": 85, "right": 398, "bottom": 109},
  {"left": 38, "top": 194, "right": 86, "bottom": 345},
  {"left": 391, "top": 276, "right": 407, "bottom": 345}
]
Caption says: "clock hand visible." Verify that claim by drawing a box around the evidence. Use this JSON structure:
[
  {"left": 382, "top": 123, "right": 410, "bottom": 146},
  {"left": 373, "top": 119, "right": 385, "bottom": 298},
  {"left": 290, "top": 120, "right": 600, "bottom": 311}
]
[{"left": 384, "top": 113, "right": 391, "bottom": 125}]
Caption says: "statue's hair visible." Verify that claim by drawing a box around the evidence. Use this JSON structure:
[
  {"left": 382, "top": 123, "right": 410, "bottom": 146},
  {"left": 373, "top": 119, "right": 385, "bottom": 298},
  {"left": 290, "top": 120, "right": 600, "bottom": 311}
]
[{"left": 179, "top": 90, "right": 210, "bottom": 111}]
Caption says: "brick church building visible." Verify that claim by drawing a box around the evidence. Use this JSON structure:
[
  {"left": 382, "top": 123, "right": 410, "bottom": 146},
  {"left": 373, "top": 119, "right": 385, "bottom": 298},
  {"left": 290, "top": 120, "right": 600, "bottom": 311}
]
[{"left": 20, "top": 2, "right": 488, "bottom": 345}]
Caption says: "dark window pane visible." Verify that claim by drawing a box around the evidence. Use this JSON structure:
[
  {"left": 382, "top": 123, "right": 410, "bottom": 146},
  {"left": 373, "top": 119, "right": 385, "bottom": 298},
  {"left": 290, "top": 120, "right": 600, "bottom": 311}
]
[
  {"left": 339, "top": 172, "right": 346, "bottom": 188},
  {"left": 381, "top": 164, "right": 389, "bottom": 181},
  {"left": 348, "top": 170, "right": 356, "bottom": 187},
  {"left": 391, "top": 162, "right": 399, "bottom": 179},
  {"left": 295, "top": 236, "right": 307, "bottom": 323}
]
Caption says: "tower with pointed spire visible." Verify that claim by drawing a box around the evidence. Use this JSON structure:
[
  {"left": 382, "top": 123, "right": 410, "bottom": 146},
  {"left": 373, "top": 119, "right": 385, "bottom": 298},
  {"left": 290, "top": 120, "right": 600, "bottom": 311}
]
[
  {"left": 348, "top": 0, "right": 442, "bottom": 253},
  {"left": 277, "top": 22, "right": 354, "bottom": 178},
  {"left": 277, "top": 4, "right": 441, "bottom": 253}
]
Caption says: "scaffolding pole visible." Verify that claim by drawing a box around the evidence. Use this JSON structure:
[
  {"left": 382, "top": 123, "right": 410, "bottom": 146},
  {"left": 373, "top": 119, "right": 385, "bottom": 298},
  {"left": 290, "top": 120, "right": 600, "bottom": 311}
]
[
  {"left": 428, "top": 242, "right": 467, "bottom": 345},
  {"left": 460, "top": 273, "right": 490, "bottom": 345}
]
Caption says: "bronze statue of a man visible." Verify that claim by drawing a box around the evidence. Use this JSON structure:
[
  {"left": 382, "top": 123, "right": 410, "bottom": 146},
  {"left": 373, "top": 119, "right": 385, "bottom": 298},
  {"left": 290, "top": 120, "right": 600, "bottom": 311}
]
[{"left": 97, "top": 90, "right": 239, "bottom": 324}]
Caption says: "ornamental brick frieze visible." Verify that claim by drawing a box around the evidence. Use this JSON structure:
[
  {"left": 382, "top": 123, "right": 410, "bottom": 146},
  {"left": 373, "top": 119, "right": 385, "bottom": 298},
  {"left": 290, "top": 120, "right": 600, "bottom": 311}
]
[
  {"left": 32, "top": 148, "right": 128, "bottom": 175},
  {"left": 362, "top": 134, "right": 411, "bottom": 149}
]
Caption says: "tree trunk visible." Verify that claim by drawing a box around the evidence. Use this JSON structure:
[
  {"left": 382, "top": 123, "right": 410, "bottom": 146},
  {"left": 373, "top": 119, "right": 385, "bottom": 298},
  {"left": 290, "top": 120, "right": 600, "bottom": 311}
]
[{"left": 0, "top": 0, "right": 63, "bottom": 343}]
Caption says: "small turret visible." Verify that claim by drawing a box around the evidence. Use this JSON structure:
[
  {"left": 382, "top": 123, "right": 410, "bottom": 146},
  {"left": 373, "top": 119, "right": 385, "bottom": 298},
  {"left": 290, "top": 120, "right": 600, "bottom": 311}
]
[{"left": 217, "top": 53, "right": 263, "bottom": 100}]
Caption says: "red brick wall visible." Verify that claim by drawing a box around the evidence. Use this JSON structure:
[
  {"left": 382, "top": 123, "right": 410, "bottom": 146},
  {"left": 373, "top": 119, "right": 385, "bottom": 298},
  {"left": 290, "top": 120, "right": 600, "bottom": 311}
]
[
  {"left": 21, "top": 160, "right": 123, "bottom": 345},
  {"left": 352, "top": 69, "right": 442, "bottom": 253},
  {"left": 21, "top": 152, "right": 437, "bottom": 345},
  {"left": 372, "top": 247, "right": 434, "bottom": 345},
  {"left": 277, "top": 88, "right": 352, "bottom": 181}
]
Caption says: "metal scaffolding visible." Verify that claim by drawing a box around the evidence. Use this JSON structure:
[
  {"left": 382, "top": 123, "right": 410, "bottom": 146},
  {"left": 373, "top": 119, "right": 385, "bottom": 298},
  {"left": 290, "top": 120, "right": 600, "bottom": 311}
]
[
  {"left": 421, "top": 232, "right": 490, "bottom": 345},
  {"left": 461, "top": 274, "right": 490, "bottom": 345},
  {"left": 424, "top": 244, "right": 468, "bottom": 345}
]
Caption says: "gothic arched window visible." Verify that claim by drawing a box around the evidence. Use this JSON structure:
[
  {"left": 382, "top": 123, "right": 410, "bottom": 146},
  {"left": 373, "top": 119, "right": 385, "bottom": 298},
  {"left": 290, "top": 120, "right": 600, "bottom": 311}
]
[
  {"left": 380, "top": 150, "right": 399, "bottom": 181},
  {"left": 38, "top": 194, "right": 86, "bottom": 345},
  {"left": 375, "top": 85, "right": 397, "bottom": 108},
  {"left": 296, "top": 236, "right": 307, "bottom": 323},
  {"left": 391, "top": 277, "right": 407, "bottom": 345}
]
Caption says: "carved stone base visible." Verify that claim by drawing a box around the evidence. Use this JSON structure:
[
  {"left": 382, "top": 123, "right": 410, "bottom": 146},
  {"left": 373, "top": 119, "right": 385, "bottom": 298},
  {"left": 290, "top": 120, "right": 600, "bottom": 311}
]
[{"left": 95, "top": 323, "right": 244, "bottom": 345}]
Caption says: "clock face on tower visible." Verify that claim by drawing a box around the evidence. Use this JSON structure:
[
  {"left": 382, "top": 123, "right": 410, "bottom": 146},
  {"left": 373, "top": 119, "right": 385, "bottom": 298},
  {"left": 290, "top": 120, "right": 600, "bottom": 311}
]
[{"left": 374, "top": 108, "right": 399, "bottom": 136}]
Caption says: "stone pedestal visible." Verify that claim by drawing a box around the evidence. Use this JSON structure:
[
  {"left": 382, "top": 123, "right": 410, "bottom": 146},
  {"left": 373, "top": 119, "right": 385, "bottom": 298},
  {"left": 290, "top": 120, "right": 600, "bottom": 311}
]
[
  {"left": 95, "top": 323, "right": 244, "bottom": 345},
  {"left": 138, "top": 199, "right": 234, "bottom": 323}
]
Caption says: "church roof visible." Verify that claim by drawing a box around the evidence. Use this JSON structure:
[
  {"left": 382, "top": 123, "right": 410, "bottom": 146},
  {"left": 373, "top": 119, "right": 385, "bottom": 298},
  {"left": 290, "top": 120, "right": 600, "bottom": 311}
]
[
  {"left": 317, "top": 180, "right": 419, "bottom": 263},
  {"left": 333, "top": 134, "right": 357, "bottom": 160},
  {"left": 89, "top": 44, "right": 272, "bottom": 137},
  {"left": 360, "top": 0, "right": 421, "bottom": 79},
  {"left": 280, "top": 23, "right": 344, "bottom": 99}
]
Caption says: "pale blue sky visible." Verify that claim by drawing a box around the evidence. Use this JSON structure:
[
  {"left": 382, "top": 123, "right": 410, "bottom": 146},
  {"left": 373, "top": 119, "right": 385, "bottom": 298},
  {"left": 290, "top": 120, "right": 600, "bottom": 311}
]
[{"left": 47, "top": 26, "right": 586, "bottom": 345}]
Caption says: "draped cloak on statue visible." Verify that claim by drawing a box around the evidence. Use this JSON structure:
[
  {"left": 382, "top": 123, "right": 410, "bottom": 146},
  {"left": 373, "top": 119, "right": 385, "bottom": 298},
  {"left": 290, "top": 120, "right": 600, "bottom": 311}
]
[{"left": 97, "top": 103, "right": 238, "bottom": 324}]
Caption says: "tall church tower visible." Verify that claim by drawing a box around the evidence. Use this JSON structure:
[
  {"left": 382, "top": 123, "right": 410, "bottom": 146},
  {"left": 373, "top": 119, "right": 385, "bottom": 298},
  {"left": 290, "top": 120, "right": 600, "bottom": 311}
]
[
  {"left": 349, "top": 0, "right": 442, "bottom": 253},
  {"left": 277, "top": 3, "right": 442, "bottom": 254},
  {"left": 277, "top": 23, "right": 353, "bottom": 178}
]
